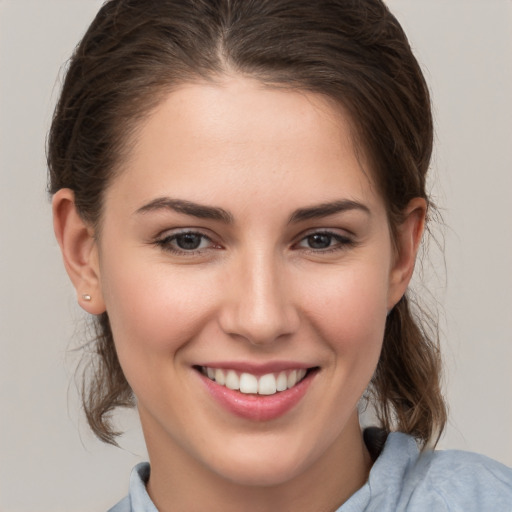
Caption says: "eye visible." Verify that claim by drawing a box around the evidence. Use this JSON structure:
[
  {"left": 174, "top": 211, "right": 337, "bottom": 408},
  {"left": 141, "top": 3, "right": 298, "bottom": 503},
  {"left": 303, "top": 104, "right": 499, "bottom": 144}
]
[
  {"left": 296, "top": 231, "right": 354, "bottom": 251},
  {"left": 156, "top": 230, "right": 216, "bottom": 254},
  {"left": 173, "top": 232, "right": 208, "bottom": 250}
]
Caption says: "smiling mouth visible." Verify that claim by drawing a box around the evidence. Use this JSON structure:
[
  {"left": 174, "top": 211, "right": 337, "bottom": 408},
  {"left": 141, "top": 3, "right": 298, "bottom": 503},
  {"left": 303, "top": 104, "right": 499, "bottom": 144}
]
[{"left": 197, "top": 366, "right": 314, "bottom": 396}]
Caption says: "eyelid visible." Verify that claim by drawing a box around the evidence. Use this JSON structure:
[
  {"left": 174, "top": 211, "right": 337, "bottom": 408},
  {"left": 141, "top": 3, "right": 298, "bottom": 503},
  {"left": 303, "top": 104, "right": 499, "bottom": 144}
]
[
  {"left": 293, "top": 229, "right": 356, "bottom": 252},
  {"left": 154, "top": 225, "right": 212, "bottom": 238},
  {"left": 151, "top": 227, "right": 356, "bottom": 256},
  {"left": 294, "top": 227, "right": 353, "bottom": 242},
  {"left": 154, "top": 228, "right": 222, "bottom": 256}
]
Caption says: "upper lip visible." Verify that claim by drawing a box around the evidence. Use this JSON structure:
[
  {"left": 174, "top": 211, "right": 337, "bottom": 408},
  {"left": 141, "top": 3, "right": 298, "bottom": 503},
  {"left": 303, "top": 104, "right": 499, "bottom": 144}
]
[{"left": 196, "top": 361, "right": 315, "bottom": 376}]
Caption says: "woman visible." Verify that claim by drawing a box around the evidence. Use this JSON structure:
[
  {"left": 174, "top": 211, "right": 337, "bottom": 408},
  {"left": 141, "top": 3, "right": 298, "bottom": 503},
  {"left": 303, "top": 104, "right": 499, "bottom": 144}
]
[{"left": 48, "top": 0, "right": 512, "bottom": 510}]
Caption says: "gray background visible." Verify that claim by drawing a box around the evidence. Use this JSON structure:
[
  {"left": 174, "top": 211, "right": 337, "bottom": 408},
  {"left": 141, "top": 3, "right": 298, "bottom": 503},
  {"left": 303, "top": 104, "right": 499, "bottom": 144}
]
[{"left": 1, "top": 1, "right": 511, "bottom": 510}]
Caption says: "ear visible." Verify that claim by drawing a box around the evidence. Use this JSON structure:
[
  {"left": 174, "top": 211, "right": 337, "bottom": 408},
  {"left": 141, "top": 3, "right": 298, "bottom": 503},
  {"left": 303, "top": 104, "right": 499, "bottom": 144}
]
[
  {"left": 387, "top": 197, "right": 427, "bottom": 311},
  {"left": 52, "top": 189, "right": 106, "bottom": 314}
]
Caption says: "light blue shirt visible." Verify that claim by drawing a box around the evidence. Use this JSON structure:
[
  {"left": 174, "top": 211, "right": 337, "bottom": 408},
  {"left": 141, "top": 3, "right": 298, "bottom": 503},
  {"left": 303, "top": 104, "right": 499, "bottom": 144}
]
[{"left": 108, "top": 432, "right": 512, "bottom": 511}]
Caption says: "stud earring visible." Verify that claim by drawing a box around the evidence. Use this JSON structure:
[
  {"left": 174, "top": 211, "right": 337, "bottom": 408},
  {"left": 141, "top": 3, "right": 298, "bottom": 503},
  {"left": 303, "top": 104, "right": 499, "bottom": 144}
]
[{"left": 82, "top": 294, "right": 92, "bottom": 301}]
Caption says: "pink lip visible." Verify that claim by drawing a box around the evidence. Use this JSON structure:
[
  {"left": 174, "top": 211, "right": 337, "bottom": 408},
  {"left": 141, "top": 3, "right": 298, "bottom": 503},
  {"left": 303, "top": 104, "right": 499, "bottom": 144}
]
[{"left": 197, "top": 366, "right": 317, "bottom": 422}]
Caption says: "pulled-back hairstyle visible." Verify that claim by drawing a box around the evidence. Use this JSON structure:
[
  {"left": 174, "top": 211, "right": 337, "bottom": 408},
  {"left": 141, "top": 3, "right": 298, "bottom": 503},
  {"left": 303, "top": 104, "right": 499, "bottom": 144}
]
[{"left": 48, "top": 0, "right": 446, "bottom": 446}]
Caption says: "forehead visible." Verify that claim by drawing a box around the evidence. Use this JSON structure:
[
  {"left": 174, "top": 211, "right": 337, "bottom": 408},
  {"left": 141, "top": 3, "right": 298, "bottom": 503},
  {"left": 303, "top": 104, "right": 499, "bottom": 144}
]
[{"left": 107, "top": 76, "right": 382, "bottom": 216}]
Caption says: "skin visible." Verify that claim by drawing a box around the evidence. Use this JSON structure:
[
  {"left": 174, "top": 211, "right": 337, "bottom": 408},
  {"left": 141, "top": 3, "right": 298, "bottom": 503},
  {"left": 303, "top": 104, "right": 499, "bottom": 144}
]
[{"left": 53, "top": 76, "right": 425, "bottom": 512}]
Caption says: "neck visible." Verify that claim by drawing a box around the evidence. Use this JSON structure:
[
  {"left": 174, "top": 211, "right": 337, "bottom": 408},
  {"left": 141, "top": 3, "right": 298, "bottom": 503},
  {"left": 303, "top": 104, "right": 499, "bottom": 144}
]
[{"left": 143, "top": 413, "right": 372, "bottom": 512}]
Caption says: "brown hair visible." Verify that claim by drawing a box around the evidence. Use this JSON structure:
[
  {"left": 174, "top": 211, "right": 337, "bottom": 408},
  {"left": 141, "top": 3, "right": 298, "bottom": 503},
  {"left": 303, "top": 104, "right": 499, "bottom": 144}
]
[{"left": 48, "top": 0, "right": 446, "bottom": 446}]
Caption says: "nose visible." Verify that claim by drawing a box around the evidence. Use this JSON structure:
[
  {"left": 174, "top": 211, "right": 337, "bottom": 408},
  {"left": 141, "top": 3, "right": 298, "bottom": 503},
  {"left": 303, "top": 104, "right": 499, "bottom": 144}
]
[{"left": 218, "top": 250, "right": 300, "bottom": 346}]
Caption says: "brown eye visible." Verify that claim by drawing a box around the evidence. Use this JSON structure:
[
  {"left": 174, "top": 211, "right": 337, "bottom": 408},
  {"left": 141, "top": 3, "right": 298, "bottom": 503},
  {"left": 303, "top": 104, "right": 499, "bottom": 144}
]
[
  {"left": 306, "top": 233, "right": 333, "bottom": 249},
  {"left": 156, "top": 231, "right": 215, "bottom": 254},
  {"left": 174, "top": 233, "right": 203, "bottom": 250},
  {"left": 297, "top": 231, "right": 354, "bottom": 252}
]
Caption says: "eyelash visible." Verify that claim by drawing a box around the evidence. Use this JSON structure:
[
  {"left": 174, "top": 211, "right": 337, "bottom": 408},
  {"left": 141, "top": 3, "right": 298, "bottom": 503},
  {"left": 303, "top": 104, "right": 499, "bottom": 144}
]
[
  {"left": 154, "top": 230, "right": 355, "bottom": 256},
  {"left": 297, "top": 231, "right": 355, "bottom": 254},
  {"left": 155, "top": 231, "right": 217, "bottom": 256}
]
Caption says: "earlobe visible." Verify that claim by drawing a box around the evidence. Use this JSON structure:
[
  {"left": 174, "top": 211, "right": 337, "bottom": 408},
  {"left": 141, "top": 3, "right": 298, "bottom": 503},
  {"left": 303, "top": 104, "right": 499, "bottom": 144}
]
[
  {"left": 387, "top": 197, "right": 427, "bottom": 311},
  {"left": 52, "top": 189, "right": 106, "bottom": 315}
]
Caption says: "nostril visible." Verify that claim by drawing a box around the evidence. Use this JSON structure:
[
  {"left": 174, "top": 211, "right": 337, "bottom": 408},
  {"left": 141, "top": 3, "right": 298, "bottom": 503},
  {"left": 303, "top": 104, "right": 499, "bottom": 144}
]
[{"left": 218, "top": 303, "right": 300, "bottom": 346}]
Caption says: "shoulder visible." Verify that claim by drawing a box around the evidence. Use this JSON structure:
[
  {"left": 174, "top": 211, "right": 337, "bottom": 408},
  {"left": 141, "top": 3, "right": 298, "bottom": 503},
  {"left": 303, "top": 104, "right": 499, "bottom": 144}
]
[
  {"left": 409, "top": 444, "right": 512, "bottom": 510},
  {"left": 107, "top": 495, "right": 131, "bottom": 512},
  {"left": 366, "top": 432, "right": 512, "bottom": 512},
  {"left": 107, "top": 462, "right": 157, "bottom": 512}
]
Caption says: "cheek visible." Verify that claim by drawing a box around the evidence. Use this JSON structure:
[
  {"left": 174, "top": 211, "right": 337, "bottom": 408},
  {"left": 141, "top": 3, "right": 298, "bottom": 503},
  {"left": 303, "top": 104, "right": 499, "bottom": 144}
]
[
  {"left": 299, "top": 260, "right": 389, "bottom": 362},
  {"left": 99, "top": 255, "right": 218, "bottom": 364}
]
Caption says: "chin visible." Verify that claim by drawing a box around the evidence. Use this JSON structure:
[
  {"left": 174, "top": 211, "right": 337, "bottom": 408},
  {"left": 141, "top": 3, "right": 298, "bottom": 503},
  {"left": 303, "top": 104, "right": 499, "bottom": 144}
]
[
  {"left": 207, "top": 439, "right": 315, "bottom": 487},
  {"left": 219, "top": 462, "right": 302, "bottom": 487}
]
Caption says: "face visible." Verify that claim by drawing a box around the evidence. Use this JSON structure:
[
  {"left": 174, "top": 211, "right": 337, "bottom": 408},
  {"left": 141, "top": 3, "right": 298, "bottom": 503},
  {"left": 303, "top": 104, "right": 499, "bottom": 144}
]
[{"left": 91, "top": 77, "right": 411, "bottom": 487}]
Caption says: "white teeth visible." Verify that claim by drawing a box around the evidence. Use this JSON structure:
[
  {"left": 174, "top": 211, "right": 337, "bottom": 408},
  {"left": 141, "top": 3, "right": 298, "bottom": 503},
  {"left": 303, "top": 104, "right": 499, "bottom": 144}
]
[
  {"left": 202, "top": 366, "right": 310, "bottom": 395},
  {"left": 215, "top": 368, "right": 226, "bottom": 386},
  {"left": 225, "top": 370, "right": 240, "bottom": 390},
  {"left": 287, "top": 370, "right": 297, "bottom": 388},
  {"left": 239, "top": 373, "right": 258, "bottom": 394},
  {"left": 276, "top": 371, "right": 288, "bottom": 392},
  {"left": 258, "top": 373, "right": 277, "bottom": 395}
]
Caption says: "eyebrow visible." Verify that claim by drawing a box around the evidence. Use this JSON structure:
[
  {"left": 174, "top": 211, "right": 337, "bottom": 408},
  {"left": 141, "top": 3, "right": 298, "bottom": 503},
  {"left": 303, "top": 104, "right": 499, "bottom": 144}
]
[
  {"left": 135, "top": 197, "right": 370, "bottom": 224},
  {"left": 136, "top": 197, "right": 234, "bottom": 223},
  {"left": 288, "top": 200, "right": 370, "bottom": 223}
]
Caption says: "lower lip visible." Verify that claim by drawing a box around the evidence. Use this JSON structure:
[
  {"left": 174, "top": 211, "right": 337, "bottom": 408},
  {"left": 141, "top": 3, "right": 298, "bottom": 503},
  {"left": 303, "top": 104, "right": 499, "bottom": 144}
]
[{"left": 198, "top": 370, "right": 316, "bottom": 421}]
